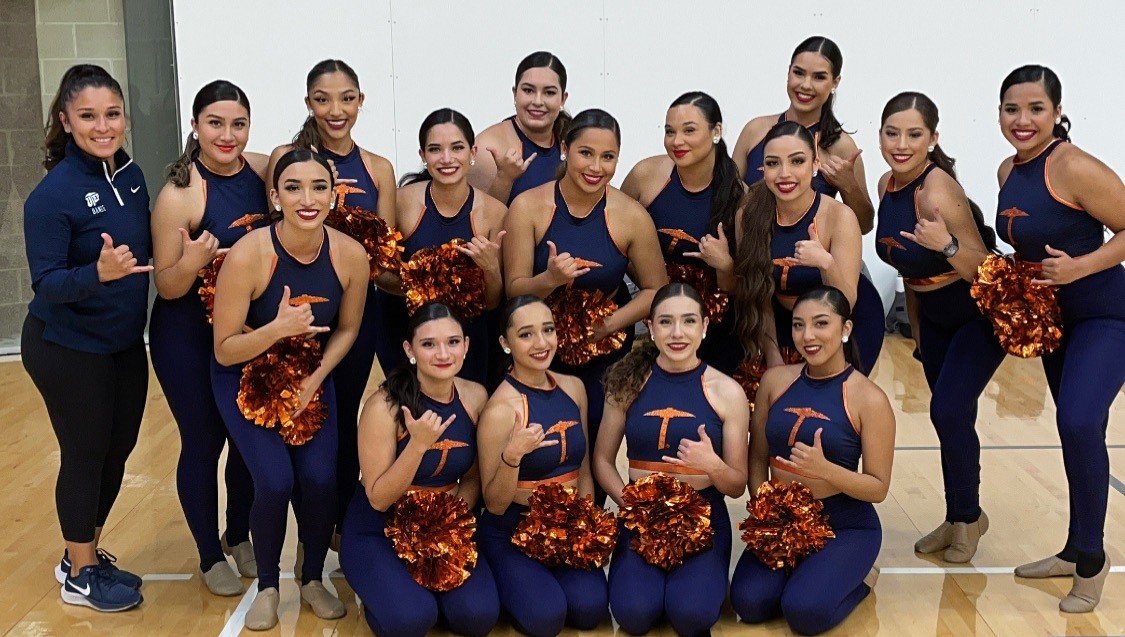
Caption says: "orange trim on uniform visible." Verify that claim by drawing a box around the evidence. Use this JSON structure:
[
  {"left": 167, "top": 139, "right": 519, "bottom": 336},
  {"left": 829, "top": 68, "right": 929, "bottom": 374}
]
[
  {"left": 628, "top": 459, "right": 708, "bottom": 476},
  {"left": 699, "top": 371, "right": 719, "bottom": 415},
  {"left": 770, "top": 456, "right": 820, "bottom": 480},
  {"left": 517, "top": 468, "right": 579, "bottom": 490},
  {"left": 359, "top": 150, "right": 381, "bottom": 193},
  {"left": 267, "top": 254, "right": 279, "bottom": 280},
  {"left": 402, "top": 204, "right": 427, "bottom": 242},
  {"left": 407, "top": 482, "right": 457, "bottom": 494},
  {"left": 768, "top": 369, "right": 804, "bottom": 409},
  {"left": 604, "top": 189, "right": 629, "bottom": 257},
  {"left": 1044, "top": 153, "right": 1083, "bottom": 210},
  {"left": 200, "top": 177, "right": 209, "bottom": 208},
  {"left": 842, "top": 382, "right": 859, "bottom": 435},
  {"left": 904, "top": 271, "right": 960, "bottom": 287}
]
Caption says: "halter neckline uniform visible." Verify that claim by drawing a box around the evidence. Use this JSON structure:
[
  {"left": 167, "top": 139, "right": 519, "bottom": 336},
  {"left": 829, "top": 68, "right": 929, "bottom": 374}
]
[
  {"left": 320, "top": 142, "right": 387, "bottom": 533},
  {"left": 476, "top": 372, "right": 609, "bottom": 636},
  {"left": 149, "top": 154, "right": 267, "bottom": 571},
  {"left": 744, "top": 113, "right": 838, "bottom": 197},
  {"left": 340, "top": 385, "right": 499, "bottom": 636},
  {"left": 646, "top": 166, "right": 744, "bottom": 373},
  {"left": 608, "top": 360, "right": 732, "bottom": 636},
  {"left": 996, "top": 138, "right": 1125, "bottom": 565},
  {"left": 506, "top": 116, "right": 563, "bottom": 205},
  {"left": 533, "top": 181, "right": 634, "bottom": 505},
  {"left": 876, "top": 162, "right": 1004, "bottom": 524},
  {"left": 211, "top": 221, "right": 344, "bottom": 591},
  {"left": 731, "top": 364, "right": 881, "bottom": 634}
]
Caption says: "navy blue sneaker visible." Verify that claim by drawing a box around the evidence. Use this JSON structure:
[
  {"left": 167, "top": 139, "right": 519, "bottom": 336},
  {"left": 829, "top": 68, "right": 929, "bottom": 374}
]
[
  {"left": 60, "top": 564, "right": 142, "bottom": 612},
  {"left": 55, "top": 550, "right": 143, "bottom": 590}
]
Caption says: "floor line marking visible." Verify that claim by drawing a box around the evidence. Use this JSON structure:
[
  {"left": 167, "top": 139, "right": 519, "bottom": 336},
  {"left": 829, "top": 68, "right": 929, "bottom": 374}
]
[
  {"left": 880, "top": 566, "right": 1125, "bottom": 575},
  {"left": 1110, "top": 473, "right": 1125, "bottom": 497},
  {"left": 141, "top": 573, "right": 193, "bottom": 581},
  {"left": 218, "top": 579, "right": 257, "bottom": 637}
]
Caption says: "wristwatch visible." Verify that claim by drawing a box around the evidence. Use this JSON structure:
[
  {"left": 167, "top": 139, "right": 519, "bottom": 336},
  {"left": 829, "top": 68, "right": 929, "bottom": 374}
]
[{"left": 941, "top": 235, "right": 960, "bottom": 258}]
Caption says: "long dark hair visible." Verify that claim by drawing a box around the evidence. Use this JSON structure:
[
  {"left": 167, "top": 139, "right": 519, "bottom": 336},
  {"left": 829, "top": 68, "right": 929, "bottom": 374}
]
[
  {"left": 604, "top": 283, "right": 705, "bottom": 406},
  {"left": 166, "top": 80, "right": 251, "bottom": 187},
  {"left": 271, "top": 148, "right": 334, "bottom": 191},
  {"left": 292, "top": 59, "right": 360, "bottom": 150},
  {"left": 881, "top": 92, "right": 997, "bottom": 250},
  {"left": 669, "top": 91, "right": 745, "bottom": 253},
  {"left": 733, "top": 121, "right": 815, "bottom": 357},
  {"left": 791, "top": 36, "right": 845, "bottom": 151},
  {"left": 555, "top": 108, "right": 621, "bottom": 179},
  {"left": 43, "top": 64, "right": 124, "bottom": 170},
  {"left": 381, "top": 302, "right": 466, "bottom": 429},
  {"left": 515, "top": 51, "right": 572, "bottom": 144},
  {"left": 399, "top": 108, "right": 476, "bottom": 187},
  {"left": 1000, "top": 64, "right": 1071, "bottom": 142},
  {"left": 793, "top": 285, "right": 863, "bottom": 373}
]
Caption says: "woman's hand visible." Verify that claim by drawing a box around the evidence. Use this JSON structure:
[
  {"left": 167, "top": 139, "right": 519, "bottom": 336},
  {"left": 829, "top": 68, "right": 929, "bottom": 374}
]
[
  {"left": 662, "top": 424, "right": 724, "bottom": 474},
  {"left": 291, "top": 374, "right": 324, "bottom": 419},
  {"left": 503, "top": 409, "right": 558, "bottom": 464},
  {"left": 684, "top": 222, "right": 733, "bottom": 271},
  {"left": 544, "top": 240, "right": 591, "bottom": 287},
  {"left": 272, "top": 285, "right": 331, "bottom": 339},
  {"left": 1032, "top": 245, "right": 1088, "bottom": 286},
  {"left": 456, "top": 231, "right": 506, "bottom": 274},
  {"left": 820, "top": 149, "right": 863, "bottom": 193},
  {"left": 488, "top": 146, "right": 536, "bottom": 183},
  {"left": 793, "top": 222, "right": 833, "bottom": 270},
  {"left": 178, "top": 228, "right": 220, "bottom": 271},
  {"left": 773, "top": 428, "right": 832, "bottom": 478},
  {"left": 97, "top": 232, "right": 154, "bottom": 282},
  {"left": 900, "top": 206, "right": 953, "bottom": 252},
  {"left": 402, "top": 405, "right": 455, "bottom": 451}
]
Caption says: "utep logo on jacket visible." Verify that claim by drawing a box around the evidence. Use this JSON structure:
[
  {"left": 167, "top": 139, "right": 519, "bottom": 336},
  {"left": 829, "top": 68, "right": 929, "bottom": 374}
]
[{"left": 85, "top": 191, "right": 106, "bottom": 215}]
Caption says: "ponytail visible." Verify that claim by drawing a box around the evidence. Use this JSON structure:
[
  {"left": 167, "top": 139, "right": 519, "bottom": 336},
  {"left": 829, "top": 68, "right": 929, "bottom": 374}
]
[
  {"left": 816, "top": 92, "right": 845, "bottom": 151},
  {"left": 927, "top": 144, "right": 997, "bottom": 250},
  {"left": 292, "top": 115, "right": 321, "bottom": 150},
  {"left": 1054, "top": 115, "right": 1072, "bottom": 143},
  {"left": 553, "top": 110, "right": 573, "bottom": 147},
  {"left": 166, "top": 134, "right": 199, "bottom": 187},
  {"left": 732, "top": 181, "right": 776, "bottom": 358},
  {"left": 603, "top": 339, "right": 659, "bottom": 406},
  {"left": 44, "top": 64, "right": 124, "bottom": 170}
]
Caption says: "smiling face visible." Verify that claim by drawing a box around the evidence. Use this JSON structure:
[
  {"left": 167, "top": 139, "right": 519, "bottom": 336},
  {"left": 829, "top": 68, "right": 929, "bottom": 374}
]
[
  {"left": 59, "top": 86, "right": 126, "bottom": 162},
  {"left": 648, "top": 294, "right": 707, "bottom": 366},
  {"left": 405, "top": 317, "right": 467, "bottom": 382},
  {"left": 305, "top": 71, "right": 364, "bottom": 146},
  {"left": 792, "top": 298, "right": 852, "bottom": 366},
  {"left": 762, "top": 133, "right": 817, "bottom": 203},
  {"left": 420, "top": 122, "right": 475, "bottom": 186},
  {"left": 512, "top": 66, "right": 567, "bottom": 137},
  {"left": 270, "top": 160, "right": 333, "bottom": 229},
  {"left": 561, "top": 127, "right": 619, "bottom": 195},
  {"left": 879, "top": 108, "right": 936, "bottom": 177},
  {"left": 999, "top": 81, "right": 1061, "bottom": 156},
  {"left": 193, "top": 100, "right": 250, "bottom": 169},
  {"left": 502, "top": 302, "right": 557, "bottom": 373},
  {"left": 787, "top": 51, "right": 839, "bottom": 117},
  {"left": 664, "top": 104, "right": 718, "bottom": 170}
]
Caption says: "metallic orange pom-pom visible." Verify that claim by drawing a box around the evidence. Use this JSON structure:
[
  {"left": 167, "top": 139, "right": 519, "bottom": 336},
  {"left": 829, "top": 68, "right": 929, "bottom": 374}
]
[
  {"left": 328, "top": 203, "right": 404, "bottom": 279},
  {"left": 740, "top": 480, "right": 835, "bottom": 570},
  {"left": 732, "top": 348, "right": 802, "bottom": 413},
  {"left": 970, "top": 254, "right": 1062, "bottom": 358},
  {"left": 666, "top": 262, "right": 728, "bottom": 323},
  {"left": 197, "top": 251, "right": 227, "bottom": 324},
  {"left": 618, "top": 473, "right": 713, "bottom": 570},
  {"left": 384, "top": 490, "right": 478, "bottom": 592},
  {"left": 511, "top": 483, "right": 617, "bottom": 569},
  {"left": 399, "top": 239, "right": 488, "bottom": 319},
  {"left": 544, "top": 288, "right": 627, "bottom": 366},
  {"left": 236, "top": 337, "right": 326, "bottom": 444}
]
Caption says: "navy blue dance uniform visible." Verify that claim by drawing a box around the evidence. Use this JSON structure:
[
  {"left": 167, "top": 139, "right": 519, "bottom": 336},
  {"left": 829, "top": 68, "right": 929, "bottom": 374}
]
[
  {"left": 771, "top": 193, "right": 884, "bottom": 371},
  {"left": 320, "top": 144, "right": 384, "bottom": 533},
  {"left": 391, "top": 184, "right": 490, "bottom": 383},
  {"left": 875, "top": 164, "right": 1004, "bottom": 524},
  {"left": 211, "top": 224, "right": 343, "bottom": 590},
  {"left": 478, "top": 373, "right": 609, "bottom": 637},
  {"left": 609, "top": 362, "right": 731, "bottom": 637},
  {"left": 506, "top": 116, "right": 562, "bottom": 205},
  {"left": 149, "top": 157, "right": 266, "bottom": 571},
  {"left": 340, "top": 387, "right": 499, "bottom": 637},
  {"left": 646, "top": 167, "right": 743, "bottom": 374},
  {"left": 22, "top": 141, "right": 151, "bottom": 546},
  {"left": 744, "top": 114, "right": 838, "bottom": 197},
  {"left": 731, "top": 366, "right": 879, "bottom": 635},
  {"left": 997, "top": 140, "right": 1125, "bottom": 570},
  {"left": 533, "top": 182, "right": 633, "bottom": 504}
]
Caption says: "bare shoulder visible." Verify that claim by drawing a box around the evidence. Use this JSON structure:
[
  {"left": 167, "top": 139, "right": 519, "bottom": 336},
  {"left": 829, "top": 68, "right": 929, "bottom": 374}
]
[
  {"left": 327, "top": 226, "right": 367, "bottom": 259},
  {"left": 474, "top": 188, "right": 509, "bottom": 221},
  {"left": 1054, "top": 142, "right": 1112, "bottom": 181},
  {"left": 742, "top": 114, "right": 779, "bottom": 140},
  {"left": 268, "top": 144, "right": 294, "bottom": 163},
  {"left": 397, "top": 181, "right": 427, "bottom": 206},
  {"left": 226, "top": 226, "right": 270, "bottom": 263},
  {"left": 454, "top": 377, "right": 490, "bottom": 417},
  {"left": 917, "top": 167, "right": 966, "bottom": 206},
  {"left": 509, "top": 180, "right": 555, "bottom": 215},
  {"left": 760, "top": 363, "right": 802, "bottom": 395},
  {"left": 629, "top": 154, "right": 673, "bottom": 184},
  {"left": 608, "top": 186, "right": 651, "bottom": 219},
  {"left": 244, "top": 152, "right": 270, "bottom": 178},
  {"left": 825, "top": 130, "right": 859, "bottom": 157},
  {"left": 703, "top": 366, "right": 747, "bottom": 404},
  {"left": 477, "top": 119, "right": 518, "bottom": 148},
  {"left": 552, "top": 372, "right": 587, "bottom": 405},
  {"left": 845, "top": 371, "right": 892, "bottom": 412},
  {"left": 876, "top": 170, "right": 892, "bottom": 197},
  {"left": 997, "top": 156, "right": 1015, "bottom": 186}
]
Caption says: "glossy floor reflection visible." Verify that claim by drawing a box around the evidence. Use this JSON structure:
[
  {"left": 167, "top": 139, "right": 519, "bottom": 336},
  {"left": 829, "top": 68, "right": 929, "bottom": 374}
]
[{"left": 0, "top": 335, "right": 1122, "bottom": 636}]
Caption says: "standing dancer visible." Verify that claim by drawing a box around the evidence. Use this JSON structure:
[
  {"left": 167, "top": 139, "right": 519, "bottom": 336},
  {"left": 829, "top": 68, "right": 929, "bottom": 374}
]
[
  {"left": 621, "top": 92, "right": 746, "bottom": 374},
  {"left": 23, "top": 64, "right": 150, "bottom": 612},
  {"left": 996, "top": 65, "right": 1125, "bottom": 612},
  {"left": 150, "top": 80, "right": 266, "bottom": 595},
  {"left": 211, "top": 149, "right": 369, "bottom": 629}
]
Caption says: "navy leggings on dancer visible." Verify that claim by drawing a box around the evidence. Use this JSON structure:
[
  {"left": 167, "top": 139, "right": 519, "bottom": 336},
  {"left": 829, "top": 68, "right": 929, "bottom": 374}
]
[
  {"left": 610, "top": 487, "right": 731, "bottom": 637},
  {"left": 731, "top": 494, "right": 880, "bottom": 635},
  {"left": 478, "top": 504, "right": 608, "bottom": 637},
  {"left": 914, "top": 281, "right": 1005, "bottom": 522},
  {"left": 340, "top": 487, "right": 498, "bottom": 637},
  {"left": 321, "top": 143, "right": 383, "bottom": 533}
]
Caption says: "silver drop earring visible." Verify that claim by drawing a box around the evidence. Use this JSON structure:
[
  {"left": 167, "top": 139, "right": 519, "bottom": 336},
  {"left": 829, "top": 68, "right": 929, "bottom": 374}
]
[
  {"left": 274, "top": 204, "right": 281, "bottom": 212},
  {"left": 470, "top": 158, "right": 475, "bottom": 166},
  {"left": 813, "top": 169, "right": 819, "bottom": 177}
]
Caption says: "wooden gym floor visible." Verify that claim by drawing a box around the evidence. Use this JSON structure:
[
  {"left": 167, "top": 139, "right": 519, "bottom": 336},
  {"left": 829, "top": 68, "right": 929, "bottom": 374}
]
[{"left": 0, "top": 335, "right": 1122, "bottom": 636}]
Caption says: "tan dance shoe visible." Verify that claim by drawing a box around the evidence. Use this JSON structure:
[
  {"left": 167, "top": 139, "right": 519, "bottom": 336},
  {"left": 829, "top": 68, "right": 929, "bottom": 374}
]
[
  {"left": 914, "top": 520, "right": 953, "bottom": 554},
  {"left": 1059, "top": 556, "right": 1110, "bottom": 613},
  {"left": 944, "top": 511, "right": 989, "bottom": 563},
  {"left": 245, "top": 587, "right": 280, "bottom": 631},
  {"left": 301, "top": 580, "right": 346, "bottom": 619}
]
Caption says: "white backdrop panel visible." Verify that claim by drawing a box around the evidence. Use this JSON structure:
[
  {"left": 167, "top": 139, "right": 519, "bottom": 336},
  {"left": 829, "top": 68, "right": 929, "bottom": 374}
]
[{"left": 173, "top": 1, "right": 1125, "bottom": 307}]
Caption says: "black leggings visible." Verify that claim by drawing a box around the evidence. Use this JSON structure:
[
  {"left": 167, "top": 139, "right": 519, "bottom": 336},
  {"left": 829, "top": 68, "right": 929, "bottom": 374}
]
[{"left": 21, "top": 314, "right": 149, "bottom": 543}]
